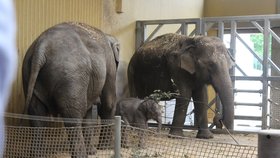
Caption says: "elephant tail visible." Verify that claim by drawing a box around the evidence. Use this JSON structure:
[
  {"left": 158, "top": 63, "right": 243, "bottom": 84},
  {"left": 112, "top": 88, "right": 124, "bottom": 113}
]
[{"left": 24, "top": 42, "right": 47, "bottom": 114}]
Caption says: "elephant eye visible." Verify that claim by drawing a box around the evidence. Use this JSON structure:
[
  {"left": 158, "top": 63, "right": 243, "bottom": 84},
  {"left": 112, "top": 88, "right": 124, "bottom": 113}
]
[{"left": 208, "top": 61, "right": 217, "bottom": 72}]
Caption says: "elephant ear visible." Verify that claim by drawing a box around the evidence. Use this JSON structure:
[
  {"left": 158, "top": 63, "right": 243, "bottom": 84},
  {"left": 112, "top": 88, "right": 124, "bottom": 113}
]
[
  {"left": 180, "top": 53, "right": 195, "bottom": 74},
  {"left": 106, "top": 34, "right": 120, "bottom": 64},
  {"left": 180, "top": 45, "right": 196, "bottom": 74}
]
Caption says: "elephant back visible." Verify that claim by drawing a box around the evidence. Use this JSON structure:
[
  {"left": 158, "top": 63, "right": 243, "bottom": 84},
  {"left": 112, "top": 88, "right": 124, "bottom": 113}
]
[
  {"left": 128, "top": 33, "right": 186, "bottom": 98},
  {"left": 137, "top": 33, "right": 187, "bottom": 56}
]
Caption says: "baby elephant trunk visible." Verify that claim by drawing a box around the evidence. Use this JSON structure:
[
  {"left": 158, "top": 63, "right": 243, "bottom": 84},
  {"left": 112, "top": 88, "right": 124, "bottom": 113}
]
[
  {"left": 151, "top": 110, "right": 162, "bottom": 132},
  {"left": 157, "top": 115, "right": 162, "bottom": 132}
]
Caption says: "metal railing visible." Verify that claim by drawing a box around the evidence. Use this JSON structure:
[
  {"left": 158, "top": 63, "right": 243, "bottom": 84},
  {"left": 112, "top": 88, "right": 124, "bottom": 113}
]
[{"left": 135, "top": 14, "right": 280, "bottom": 130}]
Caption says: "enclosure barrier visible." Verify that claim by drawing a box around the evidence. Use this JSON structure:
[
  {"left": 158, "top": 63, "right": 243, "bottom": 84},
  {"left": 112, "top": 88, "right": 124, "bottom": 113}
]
[
  {"left": 136, "top": 14, "right": 280, "bottom": 130},
  {"left": 3, "top": 115, "right": 258, "bottom": 158}
]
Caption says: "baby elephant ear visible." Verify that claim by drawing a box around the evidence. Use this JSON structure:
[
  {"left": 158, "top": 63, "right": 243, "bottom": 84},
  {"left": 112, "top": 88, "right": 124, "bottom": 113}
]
[{"left": 180, "top": 52, "right": 195, "bottom": 74}]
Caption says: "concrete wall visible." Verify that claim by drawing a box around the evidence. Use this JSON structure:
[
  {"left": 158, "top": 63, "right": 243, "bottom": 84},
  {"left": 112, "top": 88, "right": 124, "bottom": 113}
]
[
  {"left": 8, "top": 0, "right": 103, "bottom": 125},
  {"left": 9, "top": 0, "right": 204, "bottom": 124},
  {"left": 103, "top": 0, "right": 204, "bottom": 62},
  {"left": 204, "top": 0, "right": 277, "bottom": 17}
]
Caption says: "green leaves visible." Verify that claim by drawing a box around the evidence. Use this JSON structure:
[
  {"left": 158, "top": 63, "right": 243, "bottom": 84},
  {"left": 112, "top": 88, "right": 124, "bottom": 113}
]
[{"left": 145, "top": 90, "right": 179, "bottom": 102}]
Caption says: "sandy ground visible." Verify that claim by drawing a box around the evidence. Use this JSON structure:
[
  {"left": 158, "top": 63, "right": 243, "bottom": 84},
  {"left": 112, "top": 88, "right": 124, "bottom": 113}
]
[
  {"left": 5, "top": 126, "right": 258, "bottom": 157},
  {"left": 182, "top": 129, "right": 258, "bottom": 146}
]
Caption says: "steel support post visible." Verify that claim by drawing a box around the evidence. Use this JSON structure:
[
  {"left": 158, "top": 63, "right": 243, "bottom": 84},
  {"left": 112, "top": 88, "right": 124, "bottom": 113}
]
[
  {"left": 135, "top": 21, "right": 145, "bottom": 49},
  {"left": 181, "top": 23, "right": 187, "bottom": 35},
  {"left": 114, "top": 116, "right": 121, "bottom": 158},
  {"left": 218, "top": 21, "right": 224, "bottom": 40},
  {"left": 262, "top": 19, "right": 270, "bottom": 129},
  {"left": 228, "top": 20, "right": 237, "bottom": 129}
]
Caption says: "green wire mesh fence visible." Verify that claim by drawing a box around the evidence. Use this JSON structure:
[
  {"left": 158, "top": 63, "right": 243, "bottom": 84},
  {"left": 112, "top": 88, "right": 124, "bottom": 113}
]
[{"left": 3, "top": 115, "right": 257, "bottom": 158}]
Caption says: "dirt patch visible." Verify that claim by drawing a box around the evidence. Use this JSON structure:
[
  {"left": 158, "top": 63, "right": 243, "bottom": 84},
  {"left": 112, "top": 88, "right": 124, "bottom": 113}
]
[{"left": 180, "top": 129, "right": 258, "bottom": 146}]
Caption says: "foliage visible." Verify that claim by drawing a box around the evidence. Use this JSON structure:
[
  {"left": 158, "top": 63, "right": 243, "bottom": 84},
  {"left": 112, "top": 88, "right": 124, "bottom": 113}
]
[
  {"left": 145, "top": 90, "right": 179, "bottom": 102},
  {"left": 145, "top": 79, "right": 179, "bottom": 102},
  {"left": 250, "top": 33, "right": 271, "bottom": 70},
  {"left": 250, "top": 34, "right": 264, "bottom": 57}
]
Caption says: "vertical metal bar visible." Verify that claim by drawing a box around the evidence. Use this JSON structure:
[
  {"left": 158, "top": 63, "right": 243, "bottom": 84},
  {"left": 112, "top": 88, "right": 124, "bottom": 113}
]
[
  {"left": 181, "top": 23, "right": 187, "bottom": 35},
  {"left": 262, "top": 19, "right": 270, "bottom": 129},
  {"left": 201, "top": 22, "right": 215, "bottom": 36},
  {"left": 114, "top": 116, "right": 121, "bottom": 158},
  {"left": 196, "top": 19, "right": 202, "bottom": 35},
  {"left": 218, "top": 21, "right": 224, "bottom": 41},
  {"left": 230, "top": 21, "right": 237, "bottom": 57},
  {"left": 135, "top": 21, "right": 145, "bottom": 49},
  {"left": 228, "top": 20, "right": 237, "bottom": 129},
  {"left": 201, "top": 19, "right": 207, "bottom": 36},
  {"left": 212, "top": 21, "right": 225, "bottom": 129},
  {"left": 230, "top": 21, "right": 237, "bottom": 79}
]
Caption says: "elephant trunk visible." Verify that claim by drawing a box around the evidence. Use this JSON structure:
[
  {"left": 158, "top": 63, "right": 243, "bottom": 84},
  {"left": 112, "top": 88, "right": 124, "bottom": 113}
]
[{"left": 212, "top": 70, "right": 234, "bottom": 130}]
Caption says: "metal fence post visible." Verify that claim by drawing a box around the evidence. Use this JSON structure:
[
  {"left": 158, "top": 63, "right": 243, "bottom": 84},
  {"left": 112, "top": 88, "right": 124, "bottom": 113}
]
[
  {"left": 114, "top": 116, "right": 121, "bottom": 158},
  {"left": 262, "top": 19, "right": 270, "bottom": 129},
  {"left": 135, "top": 21, "right": 145, "bottom": 49}
]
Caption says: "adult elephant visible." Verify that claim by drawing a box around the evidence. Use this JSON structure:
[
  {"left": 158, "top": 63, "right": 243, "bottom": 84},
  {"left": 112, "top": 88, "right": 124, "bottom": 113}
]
[
  {"left": 116, "top": 60, "right": 130, "bottom": 102},
  {"left": 22, "top": 22, "right": 119, "bottom": 157},
  {"left": 128, "top": 33, "right": 234, "bottom": 139}
]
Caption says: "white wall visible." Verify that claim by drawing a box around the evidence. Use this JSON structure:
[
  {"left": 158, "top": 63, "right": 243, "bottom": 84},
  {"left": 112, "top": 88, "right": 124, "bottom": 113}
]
[{"left": 103, "top": 0, "right": 204, "bottom": 62}]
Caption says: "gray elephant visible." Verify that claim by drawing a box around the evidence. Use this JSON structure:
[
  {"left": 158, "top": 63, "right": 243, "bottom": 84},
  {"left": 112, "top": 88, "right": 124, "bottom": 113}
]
[
  {"left": 115, "top": 98, "right": 162, "bottom": 130},
  {"left": 22, "top": 22, "right": 119, "bottom": 157},
  {"left": 128, "top": 33, "right": 234, "bottom": 139},
  {"left": 115, "top": 97, "right": 162, "bottom": 147},
  {"left": 116, "top": 60, "right": 130, "bottom": 102}
]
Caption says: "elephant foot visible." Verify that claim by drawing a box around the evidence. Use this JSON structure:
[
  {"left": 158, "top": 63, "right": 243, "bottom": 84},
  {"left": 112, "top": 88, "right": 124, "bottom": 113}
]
[
  {"left": 196, "top": 129, "right": 213, "bottom": 139},
  {"left": 213, "top": 114, "right": 223, "bottom": 129},
  {"left": 169, "top": 128, "right": 184, "bottom": 137}
]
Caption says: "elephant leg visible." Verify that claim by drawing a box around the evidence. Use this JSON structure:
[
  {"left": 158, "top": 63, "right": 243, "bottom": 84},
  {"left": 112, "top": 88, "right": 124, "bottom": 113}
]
[
  {"left": 137, "top": 129, "right": 146, "bottom": 148},
  {"left": 97, "top": 104, "right": 114, "bottom": 149},
  {"left": 28, "top": 96, "right": 50, "bottom": 157},
  {"left": 169, "top": 94, "right": 191, "bottom": 137},
  {"left": 192, "top": 86, "right": 213, "bottom": 139},
  {"left": 53, "top": 81, "right": 89, "bottom": 157},
  {"left": 64, "top": 123, "right": 88, "bottom": 158},
  {"left": 60, "top": 103, "right": 88, "bottom": 157},
  {"left": 82, "top": 107, "right": 97, "bottom": 155},
  {"left": 62, "top": 111, "right": 87, "bottom": 158},
  {"left": 97, "top": 82, "right": 116, "bottom": 149},
  {"left": 137, "top": 123, "right": 148, "bottom": 148}
]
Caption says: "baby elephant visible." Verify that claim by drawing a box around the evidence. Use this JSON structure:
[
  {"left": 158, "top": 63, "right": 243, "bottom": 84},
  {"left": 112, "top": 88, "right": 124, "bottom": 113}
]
[
  {"left": 115, "top": 98, "right": 162, "bottom": 131},
  {"left": 115, "top": 98, "right": 162, "bottom": 147}
]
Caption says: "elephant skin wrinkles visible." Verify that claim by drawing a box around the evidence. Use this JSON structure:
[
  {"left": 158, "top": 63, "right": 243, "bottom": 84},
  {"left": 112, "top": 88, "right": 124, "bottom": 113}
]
[
  {"left": 128, "top": 33, "right": 234, "bottom": 139},
  {"left": 22, "top": 22, "right": 120, "bottom": 157}
]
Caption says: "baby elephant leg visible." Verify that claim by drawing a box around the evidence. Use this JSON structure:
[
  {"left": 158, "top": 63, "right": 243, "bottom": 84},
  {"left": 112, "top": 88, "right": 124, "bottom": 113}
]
[{"left": 137, "top": 123, "right": 148, "bottom": 148}]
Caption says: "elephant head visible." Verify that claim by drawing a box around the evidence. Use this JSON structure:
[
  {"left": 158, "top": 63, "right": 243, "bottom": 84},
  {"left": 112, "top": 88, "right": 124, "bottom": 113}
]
[
  {"left": 167, "top": 36, "right": 234, "bottom": 129},
  {"left": 140, "top": 99, "right": 162, "bottom": 132}
]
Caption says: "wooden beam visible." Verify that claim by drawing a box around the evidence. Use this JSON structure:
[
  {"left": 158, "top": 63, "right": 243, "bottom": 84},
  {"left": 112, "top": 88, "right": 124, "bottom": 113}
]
[{"left": 116, "top": 0, "right": 123, "bottom": 13}]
